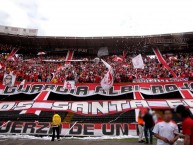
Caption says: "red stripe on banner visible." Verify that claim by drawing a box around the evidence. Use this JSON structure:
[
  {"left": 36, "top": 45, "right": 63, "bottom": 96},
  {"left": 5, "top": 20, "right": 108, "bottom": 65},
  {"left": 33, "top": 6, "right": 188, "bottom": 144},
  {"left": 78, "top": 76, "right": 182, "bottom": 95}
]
[
  {"left": 25, "top": 91, "right": 49, "bottom": 114},
  {"left": 62, "top": 123, "right": 70, "bottom": 128},
  {"left": 24, "top": 109, "right": 37, "bottom": 114},
  {"left": 94, "top": 124, "right": 102, "bottom": 129},
  {"left": 180, "top": 90, "right": 193, "bottom": 99},
  {"left": 153, "top": 48, "right": 177, "bottom": 78},
  {"left": 128, "top": 124, "right": 137, "bottom": 130},
  {"left": 106, "top": 124, "right": 112, "bottom": 129},
  {"left": 65, "top": 50, "right": 74, "bottom": 65},
  {"left": 34, "top": 91, "right": 49, "bottom": 101},
  {"left": 134, "top": 92, "right": 144, "bottom": 100}
]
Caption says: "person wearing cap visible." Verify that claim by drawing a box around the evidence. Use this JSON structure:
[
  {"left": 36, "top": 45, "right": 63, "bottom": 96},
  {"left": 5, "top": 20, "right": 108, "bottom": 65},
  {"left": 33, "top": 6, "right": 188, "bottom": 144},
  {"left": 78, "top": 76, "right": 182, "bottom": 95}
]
[
  {"left": 51, "top": 112, "right": 61, "bottom": 141},
  {"left": 175, "top": 105, "right": 193, "bottom": 145}
]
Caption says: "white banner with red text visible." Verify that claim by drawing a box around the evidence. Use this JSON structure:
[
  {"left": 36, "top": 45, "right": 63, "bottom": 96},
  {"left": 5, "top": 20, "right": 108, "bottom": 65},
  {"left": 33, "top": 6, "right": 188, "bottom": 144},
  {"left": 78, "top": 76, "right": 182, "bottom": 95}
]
[{"left": 0, "top": 121, "right": 137, "bottom": 136}]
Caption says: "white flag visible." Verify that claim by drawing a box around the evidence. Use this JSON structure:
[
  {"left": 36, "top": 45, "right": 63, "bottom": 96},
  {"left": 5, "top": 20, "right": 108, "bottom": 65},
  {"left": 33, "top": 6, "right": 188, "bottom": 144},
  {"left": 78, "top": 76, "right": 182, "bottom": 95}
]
[
  {"left": 3, "top": 73, "right": 16, "bottom": 87},
  {"left": 132, "top": 54, "right": 144, "bottom": 69},
  {"left": 100, "top": 59, "right": 114, "bottom": 91},
  {"left": 63, "top": 80, "right": 75, "bottom": 90},
  {"left": 97, "top": 47, "right": 109, "bottom": 57},
  {"left": 37, "top": 52, "right": 46, "bottom": 55}
]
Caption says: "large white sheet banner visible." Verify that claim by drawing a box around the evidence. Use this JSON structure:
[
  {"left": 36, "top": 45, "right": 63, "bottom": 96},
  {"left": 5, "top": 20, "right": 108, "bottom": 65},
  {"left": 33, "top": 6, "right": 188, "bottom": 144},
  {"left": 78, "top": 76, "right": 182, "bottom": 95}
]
[{"left": 132, "top": 54, "right": 144, "bottom": 69}]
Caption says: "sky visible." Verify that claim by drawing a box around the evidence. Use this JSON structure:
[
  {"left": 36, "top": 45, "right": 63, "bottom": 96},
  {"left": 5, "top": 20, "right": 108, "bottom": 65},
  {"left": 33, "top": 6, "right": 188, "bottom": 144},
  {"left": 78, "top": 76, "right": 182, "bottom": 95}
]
[{"left": 0, "top": 0, "right": 193, "bottom": 37}]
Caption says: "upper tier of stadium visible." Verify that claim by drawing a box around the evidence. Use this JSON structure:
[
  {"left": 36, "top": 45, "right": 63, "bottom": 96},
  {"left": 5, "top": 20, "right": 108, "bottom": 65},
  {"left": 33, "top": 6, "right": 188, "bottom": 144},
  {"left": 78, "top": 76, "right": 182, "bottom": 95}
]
[{"left": 0, "top": 31, "right": 193, "bottom": 54}]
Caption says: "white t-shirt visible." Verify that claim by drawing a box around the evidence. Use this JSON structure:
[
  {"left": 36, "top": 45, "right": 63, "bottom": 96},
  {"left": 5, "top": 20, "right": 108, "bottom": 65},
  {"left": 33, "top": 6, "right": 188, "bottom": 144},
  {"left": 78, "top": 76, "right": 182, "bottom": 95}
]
[{"left": 152, "top": 121, "right": 179, "bottom": 145}]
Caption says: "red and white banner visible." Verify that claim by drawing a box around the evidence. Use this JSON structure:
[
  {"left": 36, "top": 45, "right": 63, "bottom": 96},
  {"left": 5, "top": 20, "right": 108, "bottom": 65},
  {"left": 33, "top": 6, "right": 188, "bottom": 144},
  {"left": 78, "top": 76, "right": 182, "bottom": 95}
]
[
  {"left": 65, "top": 50, "right": 74, "bottom": 65},
  {"left": 0, "top": 121, "right": 137, "bottom": 136},
  {"left": 153, "top": 48, "right": 177, "bottom": 78},
  {"left": 0, "top": 81, "right": 193, "bottom": 115},
  {"left": 0, "top": 99, "right": 192, "bottom": 115},
  {"left": 133, "top": 78, "right": 188, "bottom": 83}
]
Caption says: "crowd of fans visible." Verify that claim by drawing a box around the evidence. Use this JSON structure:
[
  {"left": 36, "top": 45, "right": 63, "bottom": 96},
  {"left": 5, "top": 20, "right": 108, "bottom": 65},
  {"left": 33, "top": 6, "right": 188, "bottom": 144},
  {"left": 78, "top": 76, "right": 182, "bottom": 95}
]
[
  {"left": 164, "top": 53, "right": 193, "bottom": 79},
  {"left": 1, "top": 45, "right": 193, "bottom": 83}
]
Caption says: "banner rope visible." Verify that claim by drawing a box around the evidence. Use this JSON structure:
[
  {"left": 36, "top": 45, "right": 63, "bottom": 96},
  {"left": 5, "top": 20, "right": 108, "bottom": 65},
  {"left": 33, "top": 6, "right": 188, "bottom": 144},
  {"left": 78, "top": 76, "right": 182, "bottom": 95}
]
[
  {"left": 0, "top": 120, "right": 10, "bottom": 129},
  {"left": 0, "top": 95, "right": 11, "bottom": 101},
  {"left": 108, "top": 111, "right": 127, "bottom": 123},
  {"left": 60, "top": 121, "right": 78, "bottom": 140}
]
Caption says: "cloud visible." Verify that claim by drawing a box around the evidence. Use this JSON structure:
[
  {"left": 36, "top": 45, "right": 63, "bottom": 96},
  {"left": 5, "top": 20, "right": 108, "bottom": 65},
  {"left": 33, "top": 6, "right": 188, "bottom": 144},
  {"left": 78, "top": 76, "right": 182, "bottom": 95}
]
[
  {"left": 0, "top": 0, "right": 46, "bottom": 35},
  {"left": 0, "top": 10, "right": 10, "bottom": 25},
  {"left": 0, "top": 0, "right": 193, "bottom": 36}
]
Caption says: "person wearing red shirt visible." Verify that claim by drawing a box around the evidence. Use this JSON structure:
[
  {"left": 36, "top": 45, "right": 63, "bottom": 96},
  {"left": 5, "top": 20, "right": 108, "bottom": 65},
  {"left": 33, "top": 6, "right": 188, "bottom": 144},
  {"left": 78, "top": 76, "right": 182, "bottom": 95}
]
[
  {"left": 175, "top": 105, "right": 193, "bottom": 145},
  {"left": 95, "top": 74, "right": 101, "bottom": 83}
]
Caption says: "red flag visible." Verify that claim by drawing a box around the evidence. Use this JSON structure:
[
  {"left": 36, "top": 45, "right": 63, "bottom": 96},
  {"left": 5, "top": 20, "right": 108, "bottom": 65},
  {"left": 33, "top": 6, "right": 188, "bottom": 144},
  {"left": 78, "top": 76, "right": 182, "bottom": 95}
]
[
  {"left": 37, "top": 52, "right": 46, "bottom": 55},
  {"left": 112, "top": 56, "right": 123, "bottom": 62},
  {"left": 169, "top": 56, "right": 178, "bottom": 62},
  {"left": 6, "top": 48, "right": 19, "bottom": 61},
  {"left": 0, "top": 63, "right": 5, "bottom": 70},
  {"left": 122, "top": 50, "right": 127, "bottom": 59}
]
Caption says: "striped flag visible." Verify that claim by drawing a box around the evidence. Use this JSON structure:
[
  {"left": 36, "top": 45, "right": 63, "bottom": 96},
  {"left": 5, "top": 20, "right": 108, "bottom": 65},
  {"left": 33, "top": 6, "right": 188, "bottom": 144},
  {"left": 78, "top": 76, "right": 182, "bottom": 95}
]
[{"left": 6, "top": 48, "right": 19, "bottom": 61}]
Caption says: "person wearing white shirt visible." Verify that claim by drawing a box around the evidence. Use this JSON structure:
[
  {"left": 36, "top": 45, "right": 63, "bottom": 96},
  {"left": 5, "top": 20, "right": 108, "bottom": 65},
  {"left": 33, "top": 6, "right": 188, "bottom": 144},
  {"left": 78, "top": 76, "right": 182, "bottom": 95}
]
[{"left": 153, "top": 109, "right": 179, "bottom": 145}]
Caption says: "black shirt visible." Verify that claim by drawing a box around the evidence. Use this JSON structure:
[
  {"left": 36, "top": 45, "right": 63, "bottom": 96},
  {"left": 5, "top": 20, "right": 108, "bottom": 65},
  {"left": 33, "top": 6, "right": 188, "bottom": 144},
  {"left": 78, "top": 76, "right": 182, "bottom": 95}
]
[{"left": 143, "top": 113, "right": 154, "bottom": 128}]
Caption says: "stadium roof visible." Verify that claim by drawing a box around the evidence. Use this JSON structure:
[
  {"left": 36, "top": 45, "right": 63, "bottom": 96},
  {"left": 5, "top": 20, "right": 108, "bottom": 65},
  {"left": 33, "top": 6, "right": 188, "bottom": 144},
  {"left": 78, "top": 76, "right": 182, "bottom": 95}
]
[{"left": 0, "top": 32, "right": 193, "bottom": 53}]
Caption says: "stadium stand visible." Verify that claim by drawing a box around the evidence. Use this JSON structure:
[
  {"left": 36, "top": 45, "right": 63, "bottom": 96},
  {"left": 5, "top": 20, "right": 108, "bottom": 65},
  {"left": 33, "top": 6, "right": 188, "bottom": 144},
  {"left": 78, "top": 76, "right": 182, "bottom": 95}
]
[
  {"left": 1, "top": 45, "right": 193, "bottom": 83},
  {"left": 0, "top": 32, "right": 193, "bottom": 124}
]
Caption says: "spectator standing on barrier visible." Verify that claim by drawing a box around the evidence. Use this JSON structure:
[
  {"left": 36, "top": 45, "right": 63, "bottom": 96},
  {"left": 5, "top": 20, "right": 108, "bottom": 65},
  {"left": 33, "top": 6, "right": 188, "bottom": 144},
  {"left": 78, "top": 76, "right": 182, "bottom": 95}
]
[
  {"left": 153, "top": 109, "right": 179, "bottom": 145},
  {"left": 175, "top": 105, "right": 193, "bottom": 145},
  {"left": 143, "top": 108, "right": 154, "bottom": 144},
  {"left": 51, "top": 112, "right": 61, "bottom": 141},
  {"left": 138, "top": 110, "right": 145, "bottom": 143}
]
